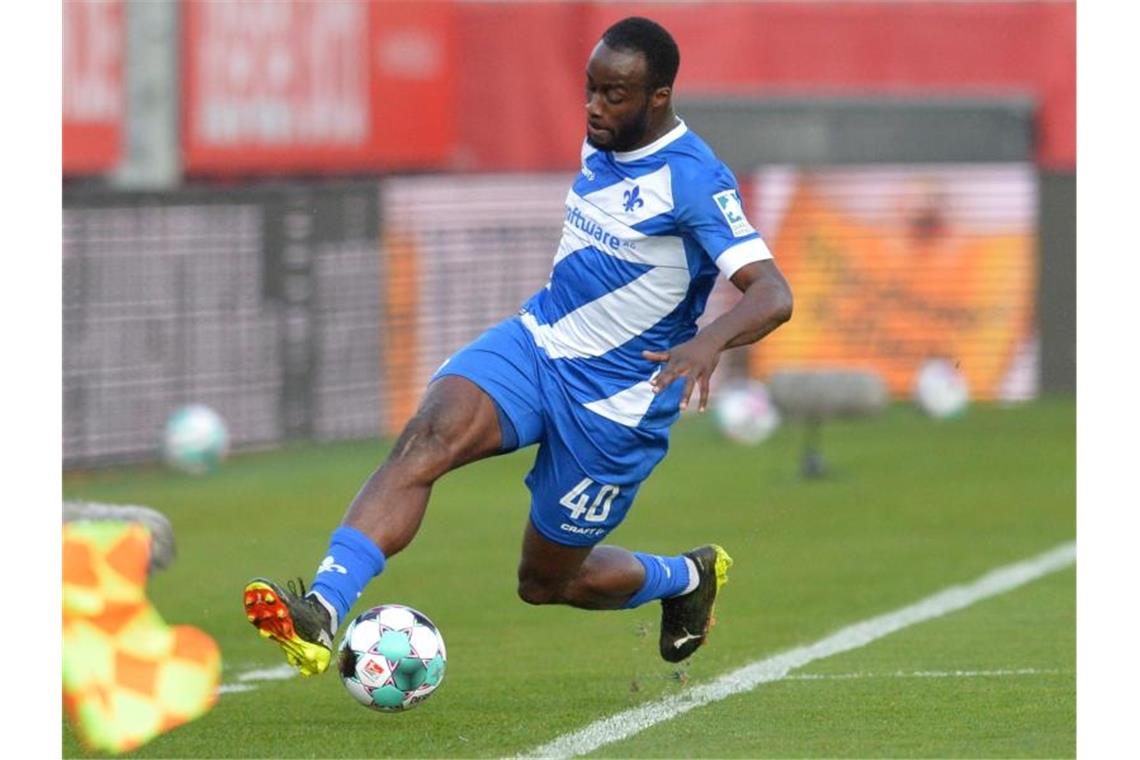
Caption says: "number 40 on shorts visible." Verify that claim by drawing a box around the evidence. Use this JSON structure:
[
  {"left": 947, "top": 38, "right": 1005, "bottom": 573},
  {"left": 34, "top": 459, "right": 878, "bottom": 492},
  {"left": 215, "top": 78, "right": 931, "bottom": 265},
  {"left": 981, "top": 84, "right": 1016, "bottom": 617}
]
[{"left": 559, "top": 478, "right": 620, "bottom": 523}]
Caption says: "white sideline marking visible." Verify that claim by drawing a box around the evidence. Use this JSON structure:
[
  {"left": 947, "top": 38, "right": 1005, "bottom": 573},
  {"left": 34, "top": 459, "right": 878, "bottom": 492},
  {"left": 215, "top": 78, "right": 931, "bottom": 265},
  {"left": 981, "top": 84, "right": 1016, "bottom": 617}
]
[
  {"left": 786, "top": 668, "right": 1066, "bottom": 682},
  {"left": 218, "top": 664, "right": 298, "bottom": 695},
  {"left": 521, "top": 541, "right": 1075, "bottom": 759},
  {"left": 218, "top": 684, "right": 255, "bottom": 695}
]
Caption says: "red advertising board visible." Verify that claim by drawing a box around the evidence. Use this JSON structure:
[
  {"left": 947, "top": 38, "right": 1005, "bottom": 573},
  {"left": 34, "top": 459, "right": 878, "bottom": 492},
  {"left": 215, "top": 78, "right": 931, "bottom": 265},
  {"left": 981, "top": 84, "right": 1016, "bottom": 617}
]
[
  {"left": 452, "top": 1, "right": 1075, "bottom": 171},
  {"left": 63, "top": 0, "right": 123, "bottom": 175},
  {"left": 182, "top": 0, "right": 455, "bottom": 175}
]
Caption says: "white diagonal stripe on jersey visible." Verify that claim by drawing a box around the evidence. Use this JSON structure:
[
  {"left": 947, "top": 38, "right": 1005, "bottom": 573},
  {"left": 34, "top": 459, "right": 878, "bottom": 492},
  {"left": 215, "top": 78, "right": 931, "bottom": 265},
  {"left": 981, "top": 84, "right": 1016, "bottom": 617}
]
[
  {"left": 521, "top": 266, "right": 690, "bottom": 359},
  {"left": 582, "top": 374, "right": 660, "bottom": 427},
  {"left": 555, "top": 221, "right": 687, "bottom": 271},
  {"left": 553, "top": 233, "right": 587, "bottom": 268},
  {"left": 581, "top": 164, "right": 674, "bottom": 228},
  {"left": 553, "top": 215, "right": 630, "bottom": 269},
  {"left": 560, "top": 190, "right": 688, "bottom": 270}
]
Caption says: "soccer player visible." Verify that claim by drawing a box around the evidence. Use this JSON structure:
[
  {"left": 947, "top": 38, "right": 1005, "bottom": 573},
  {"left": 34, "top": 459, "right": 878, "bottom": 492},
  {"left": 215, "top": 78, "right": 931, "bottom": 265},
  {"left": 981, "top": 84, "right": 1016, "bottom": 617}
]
[{"left": 243, "top": 16, "right": 793, "bottom": 676}]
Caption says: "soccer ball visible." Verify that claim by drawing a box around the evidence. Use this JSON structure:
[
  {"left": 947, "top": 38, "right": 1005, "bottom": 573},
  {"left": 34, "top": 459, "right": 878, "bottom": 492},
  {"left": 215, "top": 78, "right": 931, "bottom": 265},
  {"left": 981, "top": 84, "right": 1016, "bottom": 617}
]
[
  {"left": 338, "top": 604, "right": 447, "bottom": 712},
  {"left": 162, "top": 404, "right": 229, "bottom": 474},
  {"left": 712, "top": 380, "right": 781, "bottom": 445},
  {"left": 913, "top": 359, "right": 970, "bottom": 419}
]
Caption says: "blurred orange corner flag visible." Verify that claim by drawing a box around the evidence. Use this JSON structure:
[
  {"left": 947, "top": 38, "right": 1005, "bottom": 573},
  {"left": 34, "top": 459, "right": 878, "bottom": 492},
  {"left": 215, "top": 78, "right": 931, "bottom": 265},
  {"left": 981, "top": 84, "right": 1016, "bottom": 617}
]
[{"left": 63, "top": 521, "right": 220, "bottom": 754}]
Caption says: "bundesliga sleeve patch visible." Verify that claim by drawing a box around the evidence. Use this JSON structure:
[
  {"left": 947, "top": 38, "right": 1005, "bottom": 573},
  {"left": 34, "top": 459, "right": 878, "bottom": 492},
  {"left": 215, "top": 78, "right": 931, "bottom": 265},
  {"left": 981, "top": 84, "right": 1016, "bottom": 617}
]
[{"left": 712, "top": 190, "right": 756, "bottom": 238}]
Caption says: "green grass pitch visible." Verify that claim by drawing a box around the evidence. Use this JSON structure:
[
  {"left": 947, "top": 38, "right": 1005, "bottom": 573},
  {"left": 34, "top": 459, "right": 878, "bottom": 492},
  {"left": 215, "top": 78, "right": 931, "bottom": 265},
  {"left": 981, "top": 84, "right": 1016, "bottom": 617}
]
[{"left": 63, "top": 398, "right": 1075, "bottom": 758}]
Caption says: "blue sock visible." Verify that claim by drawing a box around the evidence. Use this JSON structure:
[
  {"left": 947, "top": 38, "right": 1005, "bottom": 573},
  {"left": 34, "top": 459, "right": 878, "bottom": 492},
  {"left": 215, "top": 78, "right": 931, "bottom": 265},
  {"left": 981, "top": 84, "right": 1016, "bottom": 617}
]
[
  {"left": 623, "top": 552, "right": 693, "bottom": 609},
  {"left": 309, "top": 525, "right": 386, "bottom": 630}
]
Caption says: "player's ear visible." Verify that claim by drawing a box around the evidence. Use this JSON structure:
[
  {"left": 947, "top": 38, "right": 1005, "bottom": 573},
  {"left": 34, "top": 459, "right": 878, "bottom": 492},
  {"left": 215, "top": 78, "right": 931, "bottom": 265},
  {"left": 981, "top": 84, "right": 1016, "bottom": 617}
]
[{"left": 650, "top": 85, "right": 671, "bottom": 108}]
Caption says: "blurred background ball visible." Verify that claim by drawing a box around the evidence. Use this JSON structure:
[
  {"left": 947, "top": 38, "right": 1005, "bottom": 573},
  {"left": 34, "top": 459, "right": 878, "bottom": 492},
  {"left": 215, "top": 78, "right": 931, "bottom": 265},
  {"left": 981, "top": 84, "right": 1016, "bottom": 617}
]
[
  {"left": 712, "top": 380, "right": 781, "bottom": 445},
  {"left": 913, "top": 359, "right": 970, "bottom": 419},
  {"left": 162, "top": 404, "right": 229, "bottom": 474}
]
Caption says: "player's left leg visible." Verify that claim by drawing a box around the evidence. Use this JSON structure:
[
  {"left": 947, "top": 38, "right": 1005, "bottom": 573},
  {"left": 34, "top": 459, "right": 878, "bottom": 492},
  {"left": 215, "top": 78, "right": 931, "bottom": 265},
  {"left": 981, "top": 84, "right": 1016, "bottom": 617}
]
[
  {"left": 516, "top": 519, "right": 732, "bottom": 662},
  {"left": 516, "top": 520, "right": 645, "bottom": 610},
  {"left": 515, "top": 430, "right": 732, "bottom": 661}
]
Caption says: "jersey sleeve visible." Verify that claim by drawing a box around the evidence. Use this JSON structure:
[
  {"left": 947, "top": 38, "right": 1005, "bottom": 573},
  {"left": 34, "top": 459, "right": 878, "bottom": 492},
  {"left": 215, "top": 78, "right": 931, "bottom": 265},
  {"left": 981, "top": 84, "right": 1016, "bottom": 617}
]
[{"left": 675, "top": 162, "right": 773, "bottom": 279}]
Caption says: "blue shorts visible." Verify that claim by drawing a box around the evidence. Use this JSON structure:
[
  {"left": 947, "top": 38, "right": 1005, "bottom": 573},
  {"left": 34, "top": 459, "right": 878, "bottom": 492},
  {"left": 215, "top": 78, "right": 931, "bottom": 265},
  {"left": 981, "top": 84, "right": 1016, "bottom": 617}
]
[{"left": 433, "top": 317, "right": 670, "bottom": 547}]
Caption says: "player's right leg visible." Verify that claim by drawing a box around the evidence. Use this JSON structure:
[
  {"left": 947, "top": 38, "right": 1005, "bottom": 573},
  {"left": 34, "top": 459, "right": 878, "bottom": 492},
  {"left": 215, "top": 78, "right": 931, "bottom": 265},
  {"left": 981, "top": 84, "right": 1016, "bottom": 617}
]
[
  {"left": 244, "top": 375, "right": 505, "bottom": 674},
  {"left": 244, "top": 318, "right": 544, "bottom": 675}
]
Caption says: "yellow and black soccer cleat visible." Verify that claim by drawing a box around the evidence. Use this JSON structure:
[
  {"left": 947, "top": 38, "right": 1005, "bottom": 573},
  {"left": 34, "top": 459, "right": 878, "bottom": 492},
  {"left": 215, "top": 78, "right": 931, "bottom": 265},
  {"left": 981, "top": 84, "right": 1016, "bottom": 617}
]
[
  {"left": 658, "top": 544, "right": 733, "bottom": 663},
  {"left": 243, "top": 577, "right": 334, "bottom": 676}
]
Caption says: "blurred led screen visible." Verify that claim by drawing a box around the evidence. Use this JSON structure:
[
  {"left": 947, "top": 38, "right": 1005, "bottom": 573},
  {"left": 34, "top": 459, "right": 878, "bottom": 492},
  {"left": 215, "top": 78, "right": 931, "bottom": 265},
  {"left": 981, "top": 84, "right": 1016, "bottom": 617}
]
[{"left": 750, "top": 164, "right": 1038, "bottom": 401}]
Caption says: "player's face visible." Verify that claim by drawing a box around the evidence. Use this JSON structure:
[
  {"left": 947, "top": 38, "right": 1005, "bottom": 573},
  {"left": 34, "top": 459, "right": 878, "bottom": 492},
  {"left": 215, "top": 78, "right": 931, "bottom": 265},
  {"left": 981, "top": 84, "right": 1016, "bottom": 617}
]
[{"left": 584, "top": 43, "right": 662, "bottom": 152}]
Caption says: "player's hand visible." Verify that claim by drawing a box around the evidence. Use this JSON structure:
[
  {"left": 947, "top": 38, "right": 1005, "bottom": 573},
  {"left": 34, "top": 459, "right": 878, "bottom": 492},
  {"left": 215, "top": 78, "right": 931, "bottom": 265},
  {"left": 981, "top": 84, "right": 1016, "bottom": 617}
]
[{"left": 643, "top": 335, "right": 722, "bottom": 412}]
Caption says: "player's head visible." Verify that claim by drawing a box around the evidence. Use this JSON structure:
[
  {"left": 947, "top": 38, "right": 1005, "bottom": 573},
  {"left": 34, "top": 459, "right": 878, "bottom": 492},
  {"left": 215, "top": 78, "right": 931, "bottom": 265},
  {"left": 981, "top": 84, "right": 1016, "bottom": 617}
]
[{"left": 585, "top": 17, "right": 680, "bottom": 152}]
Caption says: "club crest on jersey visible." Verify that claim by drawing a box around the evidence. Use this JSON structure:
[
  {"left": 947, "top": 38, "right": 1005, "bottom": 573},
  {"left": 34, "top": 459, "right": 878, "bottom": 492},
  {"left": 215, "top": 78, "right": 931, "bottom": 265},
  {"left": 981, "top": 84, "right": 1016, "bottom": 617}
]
[
  {"left": 713, "top": 189, "right": 755, "bottom": 238},
  {"left": 622, "top": 185, "right": 645, "bottom": 213}
]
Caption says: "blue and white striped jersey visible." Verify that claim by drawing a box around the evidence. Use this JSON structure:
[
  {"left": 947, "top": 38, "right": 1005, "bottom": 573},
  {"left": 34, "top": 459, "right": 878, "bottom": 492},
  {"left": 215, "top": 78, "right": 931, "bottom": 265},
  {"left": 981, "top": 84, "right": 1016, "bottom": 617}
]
[{"left": 518, "top": 119, "right": 773, "bottom": 432}]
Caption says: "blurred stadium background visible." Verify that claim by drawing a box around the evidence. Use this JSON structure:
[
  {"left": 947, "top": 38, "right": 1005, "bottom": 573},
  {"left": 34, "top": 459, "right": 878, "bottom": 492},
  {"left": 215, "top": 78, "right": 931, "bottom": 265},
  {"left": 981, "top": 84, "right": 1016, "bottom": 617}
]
[
  {"left": 60, "top": 3, "right": 1080, "bottom": 756},
  {"left": 62, "top": 0, "right": 1075, "bottom": 469}
]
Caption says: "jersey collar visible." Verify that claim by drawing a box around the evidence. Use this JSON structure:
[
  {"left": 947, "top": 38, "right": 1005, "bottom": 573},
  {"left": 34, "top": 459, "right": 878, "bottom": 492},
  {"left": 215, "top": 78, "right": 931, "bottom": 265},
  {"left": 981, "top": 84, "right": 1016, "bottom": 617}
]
[{"left": 612, "top": 119, "right": 688, "bottom": 163}]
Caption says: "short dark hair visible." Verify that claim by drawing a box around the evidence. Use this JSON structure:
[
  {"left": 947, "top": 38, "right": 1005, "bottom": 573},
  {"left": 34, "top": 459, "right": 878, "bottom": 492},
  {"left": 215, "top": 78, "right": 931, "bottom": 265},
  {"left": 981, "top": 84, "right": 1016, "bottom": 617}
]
[{"left": 601, "top": 17, "right": 680, "bottom": 90}]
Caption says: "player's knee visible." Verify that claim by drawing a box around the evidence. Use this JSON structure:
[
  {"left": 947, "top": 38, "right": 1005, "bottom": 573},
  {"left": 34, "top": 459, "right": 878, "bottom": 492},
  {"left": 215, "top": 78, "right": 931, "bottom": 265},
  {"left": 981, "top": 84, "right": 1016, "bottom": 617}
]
[
  {"left": 516, "top": 575, "right": 564, "bottom": 606},
  {"left": 559, "top": 575, "right": 606, "bottom": 606},
  {"left": 389, "top": 414, "right": 461, "bottom": 480}
]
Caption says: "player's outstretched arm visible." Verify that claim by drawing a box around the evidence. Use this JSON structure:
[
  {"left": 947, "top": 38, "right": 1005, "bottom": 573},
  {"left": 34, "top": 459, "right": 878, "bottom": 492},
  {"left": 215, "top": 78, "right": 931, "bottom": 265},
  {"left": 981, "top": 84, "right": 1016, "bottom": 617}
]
[{"left": 644, "top": 259, "right": 792, "bottom": 412}]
